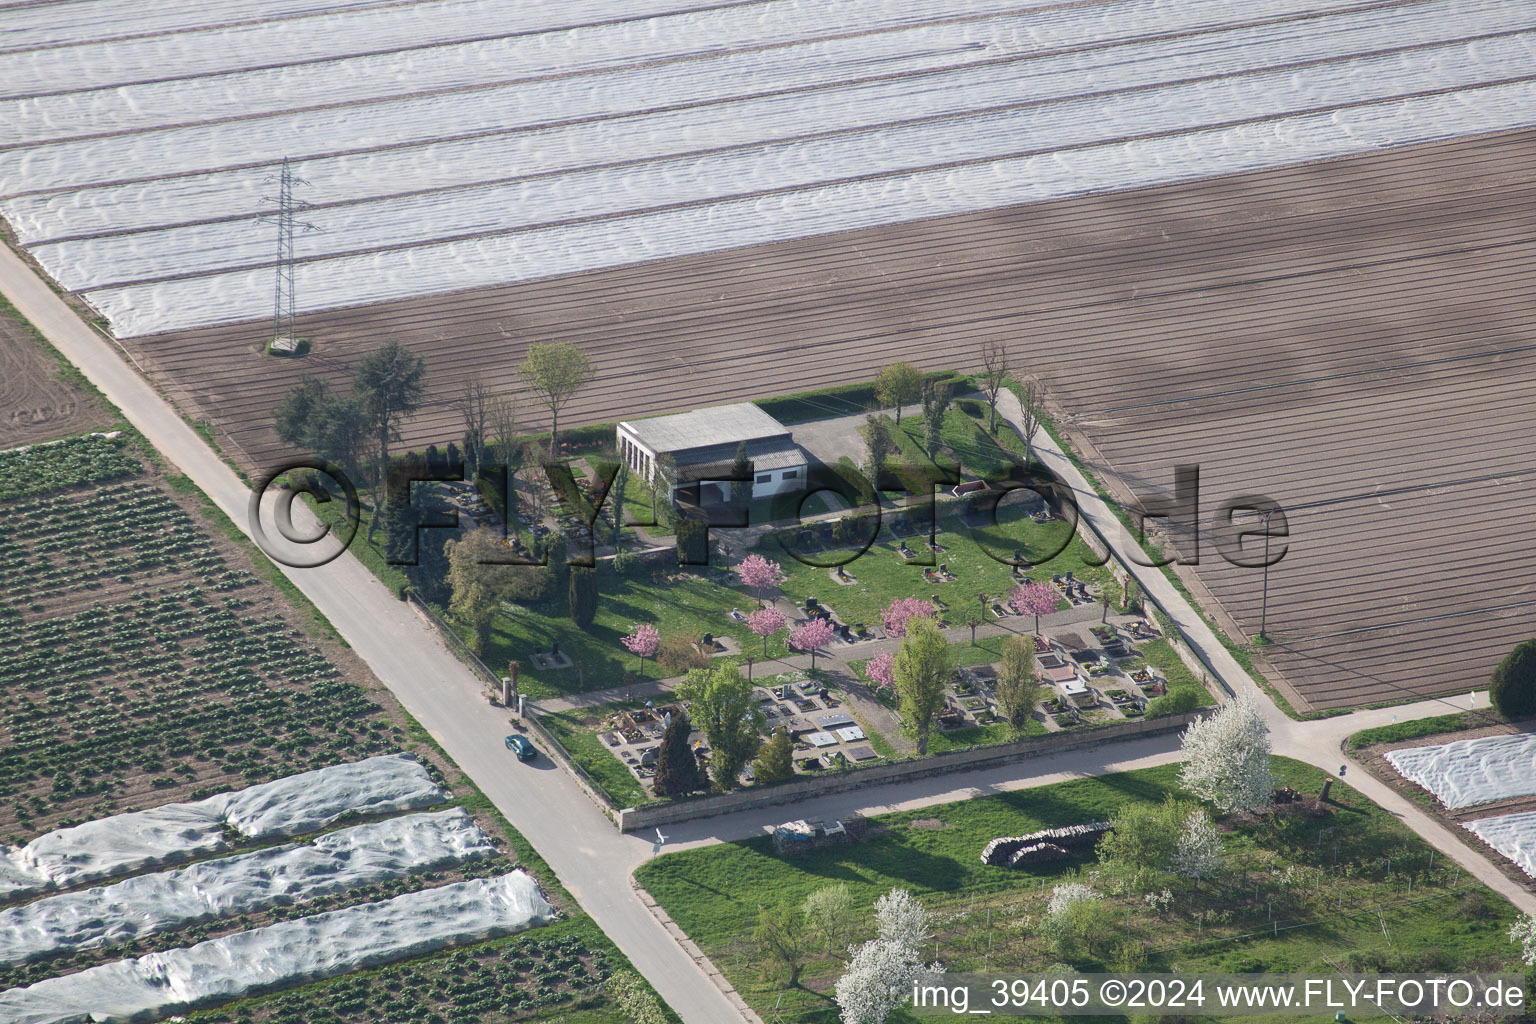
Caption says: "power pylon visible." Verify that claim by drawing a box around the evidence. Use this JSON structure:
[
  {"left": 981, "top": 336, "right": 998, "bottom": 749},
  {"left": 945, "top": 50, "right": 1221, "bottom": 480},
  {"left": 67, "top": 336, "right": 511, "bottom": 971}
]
[{"left": 260, "top": 158, "right": 319, "bottom": 354}]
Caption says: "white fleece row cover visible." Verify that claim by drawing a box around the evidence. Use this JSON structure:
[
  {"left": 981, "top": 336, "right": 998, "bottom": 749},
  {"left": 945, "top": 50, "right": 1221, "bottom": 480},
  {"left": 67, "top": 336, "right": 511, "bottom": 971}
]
[
  {"left": 0, "top": 809, "right": 493, "bottom": 965},
  {"left": 0, "top": 754, "right": 444, "bottom": 899},
  {"left": 0, "top": 871, "right": 555, "bottom": 1024},
  {"left": 1464, "top": 811, "right": 1536, "bottom": 878},
  {"left": 1385, "top": 734, "right": 1536, "bottom": 810},
  {"left": 2, "top": 0, "right": 1534, "bottom": 336}
]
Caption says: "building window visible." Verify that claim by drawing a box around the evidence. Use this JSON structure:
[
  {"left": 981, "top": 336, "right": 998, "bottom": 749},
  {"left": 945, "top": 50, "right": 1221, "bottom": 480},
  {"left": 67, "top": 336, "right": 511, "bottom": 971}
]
[
  {"left": 782, "top": 469, "right": 798, "bottom": 480},
  {"left": 756, "top": 473, "right": 772, "bottom": 484}
]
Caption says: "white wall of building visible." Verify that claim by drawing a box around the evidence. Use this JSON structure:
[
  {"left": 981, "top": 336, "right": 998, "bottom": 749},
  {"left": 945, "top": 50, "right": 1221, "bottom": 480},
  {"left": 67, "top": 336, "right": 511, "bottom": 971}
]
[{"left": 617, "top": 422, "right": 804, "bottom": 500}]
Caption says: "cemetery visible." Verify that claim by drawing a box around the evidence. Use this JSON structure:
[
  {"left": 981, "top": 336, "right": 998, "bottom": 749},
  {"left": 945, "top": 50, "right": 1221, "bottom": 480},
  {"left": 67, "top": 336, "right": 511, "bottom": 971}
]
[{"left": 541, "top": 597, "right": 1207, "bottom": 807}]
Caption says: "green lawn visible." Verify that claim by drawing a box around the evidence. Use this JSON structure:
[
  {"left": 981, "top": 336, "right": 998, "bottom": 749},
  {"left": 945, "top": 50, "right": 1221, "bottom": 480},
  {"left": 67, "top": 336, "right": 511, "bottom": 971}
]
[
  {"left": 922, "top": 717, "right": 1047, "bottom": 752},
  {"left": 769, "top": 508, "right": 1110, "bottom": 632},
  {"left": 635, "top": 758, "right": 1521, "bottom": 1024},
  {"left": 1347, "top": 712, "right": 1485, "bottom": 750},
  {"left": 315, "top": 403, "right": 1138, "bottom": 709},
  {"left": 617, "top": 472, "right": 670, "bottom": 537},
  {"left": 542, "top": 702, "right": 652, "bottom": 808},
  {"left": 1117, "top": 637, "right": 1218, "bottom": 710},
  {"left": 886, "top": 398, "right": 1025, "bottom": 481},
  {"left": 476, "top": 568, "right": 786, "bottom": 698},
  {"left": 469, "top": 488, "right": 1108, "bottom": 699}
]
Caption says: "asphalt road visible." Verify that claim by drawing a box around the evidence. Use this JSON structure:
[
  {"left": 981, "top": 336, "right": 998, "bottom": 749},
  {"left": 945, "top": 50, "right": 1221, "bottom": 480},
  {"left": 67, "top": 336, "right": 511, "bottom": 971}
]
[{"left": 0, "top": 246, "right": 749, "bottom": 1024}]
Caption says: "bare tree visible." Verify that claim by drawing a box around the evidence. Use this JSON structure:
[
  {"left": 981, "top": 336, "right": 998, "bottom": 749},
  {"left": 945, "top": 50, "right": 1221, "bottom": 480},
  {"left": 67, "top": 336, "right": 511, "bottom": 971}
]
[
  {"left": 487, "top": 393, "right": 520, "bottom": 469},
  {"left": 979, "top": 338, "right": 1010, "bottom": 434},
  {"left": 516, "top": 442, "right": 549, "bottom": 522},
  {"left": 1015, "top": 375, "right": 1044, "bottom": 468},
  {"left": 452, "top": 376, "right": 493, "bottom": 476}
]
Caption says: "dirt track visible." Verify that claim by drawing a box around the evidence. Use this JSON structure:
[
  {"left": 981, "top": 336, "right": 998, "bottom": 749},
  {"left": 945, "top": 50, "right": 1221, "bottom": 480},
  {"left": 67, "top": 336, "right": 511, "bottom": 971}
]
[{"left": 122, "top": 128, "right": 1536, "bottom": 711}]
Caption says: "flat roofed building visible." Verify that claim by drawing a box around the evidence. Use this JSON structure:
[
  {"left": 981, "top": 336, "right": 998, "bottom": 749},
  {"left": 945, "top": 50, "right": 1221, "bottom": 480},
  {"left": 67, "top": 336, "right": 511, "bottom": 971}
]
[{"left": 618, "top": 403, "right": 806, "bottom": 502}]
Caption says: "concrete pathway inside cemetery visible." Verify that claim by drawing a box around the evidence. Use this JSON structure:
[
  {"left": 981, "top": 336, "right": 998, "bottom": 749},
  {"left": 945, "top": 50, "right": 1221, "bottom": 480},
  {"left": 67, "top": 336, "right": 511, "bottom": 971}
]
[{"left": 3, "top": 234, "right": 1530, "bottom": 1024}]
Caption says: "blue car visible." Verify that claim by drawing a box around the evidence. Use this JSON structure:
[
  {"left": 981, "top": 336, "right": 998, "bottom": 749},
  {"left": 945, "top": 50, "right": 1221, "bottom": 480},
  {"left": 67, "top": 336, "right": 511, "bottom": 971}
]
[{"left": 504, "top": 734, "right": 536, "bottom": 762}]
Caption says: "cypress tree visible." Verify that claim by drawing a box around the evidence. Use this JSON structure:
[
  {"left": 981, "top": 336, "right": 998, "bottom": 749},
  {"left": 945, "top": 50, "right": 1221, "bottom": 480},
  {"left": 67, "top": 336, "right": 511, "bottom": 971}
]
[
  {"left": 653, "top": 711, "right": 701, "bottom": 796},
  {"left": 752, "top": 728, "right": 795, "bottom": 785},
  {"left": 568, "top": 565, "right": 598, "bottom": 630},
  {"left": 730, "top": 441, "right": 752, "bottom": 507}
]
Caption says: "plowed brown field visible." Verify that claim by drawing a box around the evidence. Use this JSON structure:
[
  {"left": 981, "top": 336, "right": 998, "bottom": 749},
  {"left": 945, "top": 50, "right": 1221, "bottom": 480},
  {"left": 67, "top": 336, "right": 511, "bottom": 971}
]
[{"left": 122, "top": 128, "right": 1536, "bottom": 711}]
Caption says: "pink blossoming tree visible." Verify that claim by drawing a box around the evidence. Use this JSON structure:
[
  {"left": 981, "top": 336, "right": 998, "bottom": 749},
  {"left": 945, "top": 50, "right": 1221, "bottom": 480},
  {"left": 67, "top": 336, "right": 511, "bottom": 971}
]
[
  {"left": 735, "top": 554, "right": 784, "bottom": 607},
  {"left": 1009, "top": 581, "right": 1059, "bottom": 635},
  {"left": 621, "top": 623, "right": 661, "bottom": 676},
  {"left": 865, "top": 650, "right": 896, "bottom": 693},
  {"left": 881, "top": 597, "right": 938, "bottom": 638},
  {"left": 789, "top": 616, "right": 836, "bottom": 671},
  {"left": 746, "top": 606, "right": 788, "bottom": 657}
]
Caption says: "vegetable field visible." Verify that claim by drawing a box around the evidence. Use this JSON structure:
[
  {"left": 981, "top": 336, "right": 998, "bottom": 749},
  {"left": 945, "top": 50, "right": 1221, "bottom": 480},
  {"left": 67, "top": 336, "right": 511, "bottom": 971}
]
[
  {"left": 0, "top": 441, "right": 670, "bottom": 1022},
  {"left": 0, "top": 433, "right": 139, "bottom": 501},
  {"left": 189, "top": 926, "right": 622, "bottom": 1024},
  {"left": 0, "top": 476, "right": 401, "bottom": 841}
]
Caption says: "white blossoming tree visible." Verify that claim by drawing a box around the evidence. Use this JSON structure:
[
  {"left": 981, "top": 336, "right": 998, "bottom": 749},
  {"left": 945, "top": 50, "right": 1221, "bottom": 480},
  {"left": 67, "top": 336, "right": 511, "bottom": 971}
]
[
  {"left": 1046, "top": 882, "right": 1099, "bottom": 917},
  {"left": 834, "top": 934, "right": 943, "bottom": 1024},
  {"left": 873, "top": 888, "right": 932, "bottom": 951},
  {"left": 1510, "top": 913, "right": 1536, "bottom": 965},
  {"left": 1170, "top": 809, "right": 1224, "bottom": 879},
  {"left": 1042, "top": 882, "right": 1113, "bottom": 960},
  {"left": 835, "top": 889, "right": 943, "bottom": 1024},
  {"left": 1178, "top": 691, "right": 1275, "bottom": 814}
]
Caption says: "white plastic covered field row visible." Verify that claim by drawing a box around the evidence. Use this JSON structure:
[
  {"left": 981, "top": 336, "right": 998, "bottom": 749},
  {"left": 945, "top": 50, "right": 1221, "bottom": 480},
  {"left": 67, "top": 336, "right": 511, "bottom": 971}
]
[
  {"left": 0, "top": 870, "right": 555, "bottom": 1024},
  {"left": 10, "top": 0, "right": 1512, "bottom": 241},
  {"left": 2, "top": 0, "right": 1466, "bottom": 149},
  {"left": 0, "top": 0, "right": 1444, "bottom": 191},
  {"left": 1386, "top": 733, "right": 1536, "bottom": 810},
  {"left": 0, "top": 0, "right": 1077, "bottom": 100},
  {"left": 0, "top": 809, "right": 493, "bottom": 965},
  {"left": 80, "top": 78, "right": 1536, "bottom": 337},
  {"left": 29, "top": 32, "right": 1536, "bottom": 292},
  {"left": 0, "top": 0, "right": 747, "bottom": 55},
  {"left": 0, "top": 754, "right": 443, "bottom": 899},
  {"left": 1464, "top": 811, "right": 1536, "bottom": 878},
  {"left": 0, "top": 0, "right": 401, "bottom": 53}
]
